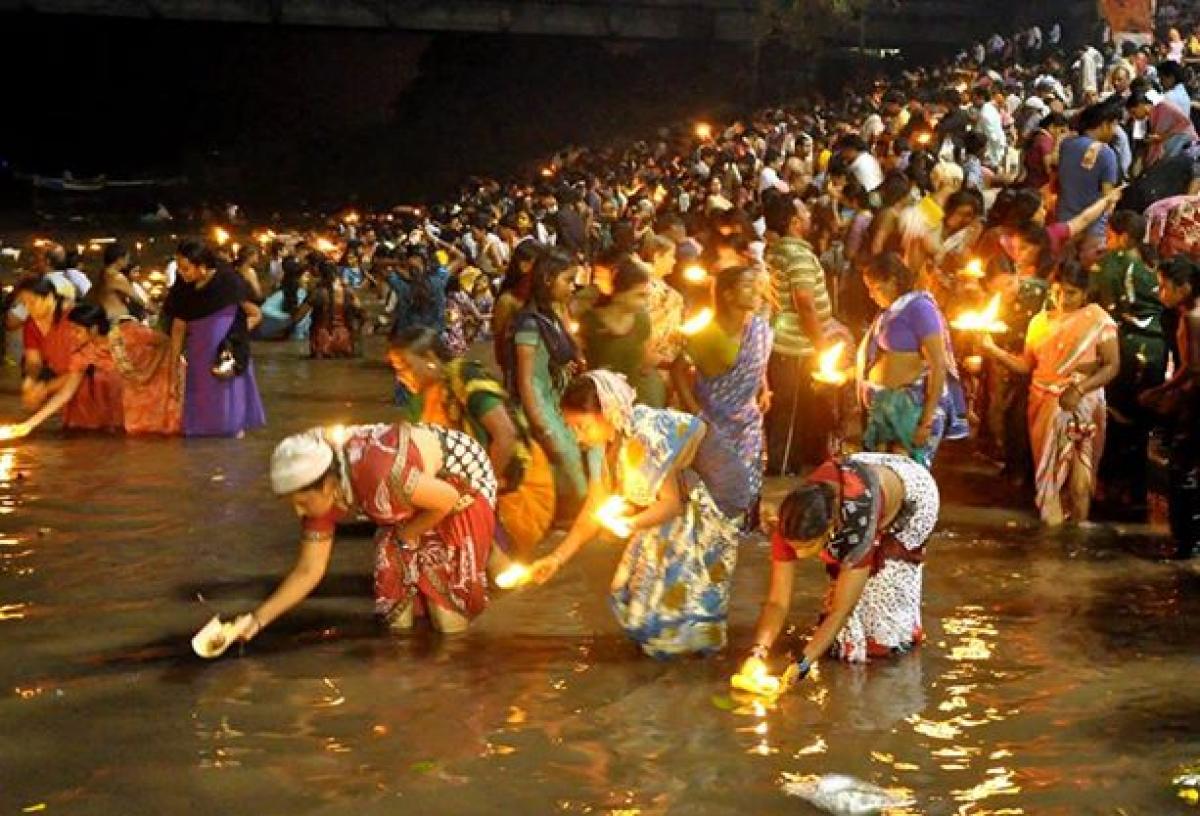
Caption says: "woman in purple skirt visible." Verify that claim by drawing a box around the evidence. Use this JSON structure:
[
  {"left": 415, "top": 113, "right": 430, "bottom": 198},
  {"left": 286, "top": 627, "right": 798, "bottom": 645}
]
[{"left": 164, "top": 240, "right": 267, "bottom": 438}]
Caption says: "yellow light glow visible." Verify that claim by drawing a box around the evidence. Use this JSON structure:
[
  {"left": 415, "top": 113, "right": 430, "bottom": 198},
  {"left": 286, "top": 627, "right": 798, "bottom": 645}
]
[
  {"left": 812, "top": 340, "right": 849, "bottom": 385},
  {"left": 568, "top": 320, "right": 580, "bottom": 334},
  {"left": 964, "top": 354, "right": 983, "bottom": 374},
  {"left": 916, "top": 132, "right": 933, "bottom": 146},
  {"left": 731, "top": 661, "right": 782, "bottom": 696},
  {"left": 695, "top": 122, "right": 713, "bottom": 140},
  {"left": 683, "top": 264, "right": 708, "bottom": 284},
  {"left": 326, "top": 424, "right": 348, "bottom": 447},
  {"left": 343, "top": 211, "right": 360, "bottom": 224},
  {"left": 594, "top": 496, "right": 633, "bottom": 538},
  {"left": 494, "top": 564, "right": 530, "bottom": 589},
  {"left": 315, "top": 237, "right": 339, "bottom": 255},
  {"left": 680, "top": 308, "right": 713, "bottom": 336},
  {"left": 255, "top": 229, "right": 277, "bottom": 246},
  {"left": 212, "top": 227, "right": 231, "bottom": 246},
  {"left": 951, "top": 293, "right": 1008, "bottom": 334},
  {"left": 959, "top": 257, "right": 984, "bottom": 279},
  {"left": 540, "top": 166, "right": 555, "bottom": 178},
  {"left": 32, "top": 238, "right": 50, "bottom": 248},
  {"left": 147, "top": 270, "right": 166, "bottom": 283}
]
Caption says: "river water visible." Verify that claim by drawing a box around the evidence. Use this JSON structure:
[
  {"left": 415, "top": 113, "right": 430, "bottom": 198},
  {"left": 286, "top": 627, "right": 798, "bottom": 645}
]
[{"left": 1, "top": 339, "right": 1197, "bottom": 815}]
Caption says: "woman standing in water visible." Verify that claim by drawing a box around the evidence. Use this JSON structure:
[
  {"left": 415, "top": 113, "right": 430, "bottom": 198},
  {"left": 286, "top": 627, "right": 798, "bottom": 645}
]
[
  {"left": 9, "top": 304, "right": 183, "bottom": 437},
  {"left": 163, "top": 240, "right": 266, "bottom": 438},
  {"left": 737, "top": 452, "right": 939, "bottom": 682},
  {"left": 531, "top": 371, "right": 751, "bottom": 657},
  {"left": 291, "top": 260, "right": 361, "bottom": 358},
  {"left": 238, "top": 422, "right": 500, "bottom": 637},
  {"left": 856, "top": 252, "right": 968, "bottom": 467},
  {"left": 504, "top": 247, "right": 589, "bottom": 524},
  {"left": 982, "top": 260, "right": 1119, "bottom": 526},
  {"left": 389, "top": 326, "right": 556, "bottom": 560},
  {"left": 492, "top": 239, "right": 543, "bottom": 372},
  {"left": 672, "top": 265, "right": 773, "bottom": 517}
]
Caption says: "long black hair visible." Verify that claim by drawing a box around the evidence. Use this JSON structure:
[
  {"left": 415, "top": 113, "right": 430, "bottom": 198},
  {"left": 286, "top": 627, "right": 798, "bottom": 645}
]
[
  {"left": 13, "top": 276, "right": 67, "bottom": 323},
  {"left": 67, "top": 303, "right": 111, "bottom": 336}
]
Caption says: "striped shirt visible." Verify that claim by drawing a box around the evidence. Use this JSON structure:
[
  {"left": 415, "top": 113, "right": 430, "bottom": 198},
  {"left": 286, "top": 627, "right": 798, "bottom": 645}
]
[{"left": 765, "top": 236, "right": 833, "bottom": 358}]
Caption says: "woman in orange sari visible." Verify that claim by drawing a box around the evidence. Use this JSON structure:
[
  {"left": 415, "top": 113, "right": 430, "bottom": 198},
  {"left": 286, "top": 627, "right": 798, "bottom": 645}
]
[
  {"left": 11, "top": 304, "right": 183, "bottom": 438},
  {"left": 983, "top": 260, "right": 1120, "bottom": 525}
]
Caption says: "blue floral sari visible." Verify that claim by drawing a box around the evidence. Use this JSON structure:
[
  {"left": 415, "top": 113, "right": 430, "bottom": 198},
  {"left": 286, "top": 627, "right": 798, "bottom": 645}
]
[
  {"left": 609, "top": 406, "right": 741, "bottom": 658},
  {"left": 693, "top": 314, "right": 773, "bottom": 498}
]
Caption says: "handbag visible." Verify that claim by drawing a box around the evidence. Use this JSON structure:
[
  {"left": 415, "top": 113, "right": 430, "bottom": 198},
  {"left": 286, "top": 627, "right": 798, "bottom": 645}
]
[{"left": 211, "top": 337, "right": 244, "bottom": 380}]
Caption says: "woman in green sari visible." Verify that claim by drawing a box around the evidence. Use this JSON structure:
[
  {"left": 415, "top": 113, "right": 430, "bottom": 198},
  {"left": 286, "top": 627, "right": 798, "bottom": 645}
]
[
  {"left": 1090, "top": 210, "right": 1167, "bottom": 508},
  {"left": 580, "top": 256, "right": 666, "bottom": 407},
  {"left": 503, "top": 247, "right": 592, "bottom": 525}
]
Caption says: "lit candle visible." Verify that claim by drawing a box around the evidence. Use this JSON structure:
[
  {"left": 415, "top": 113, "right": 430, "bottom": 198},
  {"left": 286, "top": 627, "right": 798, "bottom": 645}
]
[
  {"left": 326, "top": 424, "right": 348, "bottom": 447},
  {"left": 212, "top": 227, "right": 231, "bottom": 246},
  {"left": 540, "top": 167, "right": 555, "bottom": 178},
  {"left": 682, "top": 264, "right": 708, "bottom": 284},
  {"left": 958, "top": 257, "right": 984, "bottom": 279},
  {"left": 594, "top": 496, "right": 634, "bottom": 538},
  {"left": 964, "top": 354, "right": 983, "bottom": 374},
  {"left": 680, "top": 308, "right": 714, "bottom": 336},
  {"left": 812, "top": 340, "right": 850, "bottom": 386},
  {"left": 695, "top": 122, "right": 713, "bottom": 140},
  {"left": 915, "top": 132, "right": 933, "bottom": 146},
  {"left": 731, "top": 661, "right": 783, "bottom": 696},
  {"left": 494, "top": 564, "right": 530, "bottom": 589},
  {"left": 951, "top": 293, "right": 1008, "bottom": 334}
]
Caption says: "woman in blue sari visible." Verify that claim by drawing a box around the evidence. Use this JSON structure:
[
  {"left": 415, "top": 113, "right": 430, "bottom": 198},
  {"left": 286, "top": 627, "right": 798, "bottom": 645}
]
[
  {"left": 531, "top": 370, "right": 751, "bottom": 658},
  {"left": 673, "top": 264, "right": 773, "bottom": 504},
  {"left": 855, "top": 252, "right": 968, "bottom": 467}
]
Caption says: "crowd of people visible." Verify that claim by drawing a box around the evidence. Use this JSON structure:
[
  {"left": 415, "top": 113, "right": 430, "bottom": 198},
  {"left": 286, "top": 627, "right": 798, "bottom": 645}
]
[{"left": 5, "top": 12, "right": 1200, "bottom": 687}]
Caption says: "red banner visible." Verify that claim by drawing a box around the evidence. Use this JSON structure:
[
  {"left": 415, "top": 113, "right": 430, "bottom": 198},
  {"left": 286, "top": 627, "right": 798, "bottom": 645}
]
[{"left": 1100, "top": 0, "right": 1154, "bottom": 33}]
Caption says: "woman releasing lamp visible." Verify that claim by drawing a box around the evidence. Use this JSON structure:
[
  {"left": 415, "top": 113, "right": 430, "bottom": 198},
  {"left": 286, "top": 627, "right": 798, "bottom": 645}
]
[
  {"left": 530, "top": 371, "right": 752, "bottom": 657},
  {"left": 981, "top": 260, "right": 1119, "bottom": 525},
  {"left": 1139, "top": 258, "right": 1200, "bottom": 558},
  {"left": 233, "top": 423, "right": 501, "bottom": 643},
  {"left": 389, "top": 327, "right": 555, "bottom": 560},
  {"left": 857, "top": 253, "right": 968, "bottom": 467},
  {"left": 672, "top": 265, "right": 773, "bottom": 513},
  {"left": 503, "top": 247, "right": 590, "bottom": 525},
  {"left": 15, "top": 277, "right": 123, "bottom": 432},
  {"left": 163, "top": 240, "right": 266, "bottom": 438},
  {"left": 9, "top": 304, "right": 182, "bottom": 438},
  {"left": 737, "top": 453, "right": 939, "bottom": 683},
  {"left": 579, "top": 256, "right": 667, "bottom": 407}
]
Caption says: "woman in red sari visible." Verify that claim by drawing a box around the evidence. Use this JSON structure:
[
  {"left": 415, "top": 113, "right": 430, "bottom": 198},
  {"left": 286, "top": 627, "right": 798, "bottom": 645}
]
[
  {"left": 233, "top": 423, "right": 502, "bottom": 641},
  {"left": 16, "top": 278, "right": 123, "bottom": 432},
  {"left": 11, "top": 304, "right": 183, "bottom": 438}
]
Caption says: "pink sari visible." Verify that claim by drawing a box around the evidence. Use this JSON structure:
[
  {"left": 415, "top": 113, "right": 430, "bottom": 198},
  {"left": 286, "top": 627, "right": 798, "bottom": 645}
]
[{"left": 1025, "top": 304, "right": 1117, "bottom": 523}]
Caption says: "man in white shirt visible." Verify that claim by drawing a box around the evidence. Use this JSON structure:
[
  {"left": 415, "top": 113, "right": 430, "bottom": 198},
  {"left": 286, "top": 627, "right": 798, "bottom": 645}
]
[
  {"left": 46, "top": 245, "right": 91, "bottom": 299},
  {"left": 836, "top": 135, "right": 883, "bottom": 192},
  {"left": 758, "top": 150, "right": 790, "bottom": 195},
  {"left": 971, "top": 86, "right": 1008, "bottom": 169},
  {"left": 1159, "top": 60, "right": 1193, "bottom": 115}
]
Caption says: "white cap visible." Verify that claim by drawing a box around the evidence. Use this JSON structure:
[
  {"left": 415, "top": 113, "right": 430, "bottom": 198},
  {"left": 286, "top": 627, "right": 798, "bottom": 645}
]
[{"left": 270, "top": 429, "right": 334, "bottom": 495}]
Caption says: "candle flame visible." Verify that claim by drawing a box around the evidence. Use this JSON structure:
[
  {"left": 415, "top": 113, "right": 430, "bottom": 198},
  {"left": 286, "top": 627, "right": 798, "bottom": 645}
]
[
  {"left": 326, "top": 424, "right": 348, "bottom": 447},
  {"left": 343, "top": 211, "right": 360, "bottom": 224},
  {"left": 494, "top": 564, "right": 530, "bottom": 589},
  {"left": 695, "top": 122, "right": 713, "bottom": 140},
  {"left": 594, "top": 495, "right": 633, "bottom": 538},
  {"left": 315, "top": 237, "right": 339, "bottom": 255},
  {"left": 813, "top": 340, "right": 849, "bottom": 385},
  {"left": 212, "top": 227, "right": 231, "bottom": 246},
  {"left": 951, "top": 293, "right": 1008, "bottom": 334},
  {"left": 731, "top": 661, "right": 783, "bottom": 697},
  {"left": 540, "top": 166, "right": 555, "bottom": 178},
  {"left": 959, "top": 257, "right": 984, "bottom": 279},
  {"left": 916, "top": 132, "right": 933, "bottom": 146},
  {"left": 255, "top": 229, "right": 277, "bottom": 246},
  {"left": 683, "top": 264, "right": 708, "bottom": 284},
  {"left": 680, "top": 308, "right": 713, "bottom": 335}
]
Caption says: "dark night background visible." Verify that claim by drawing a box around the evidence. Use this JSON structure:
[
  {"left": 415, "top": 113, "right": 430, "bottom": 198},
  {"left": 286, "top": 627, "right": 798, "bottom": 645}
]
[{"left": 0, "top": 13, "right": 808, "bottom": 218}]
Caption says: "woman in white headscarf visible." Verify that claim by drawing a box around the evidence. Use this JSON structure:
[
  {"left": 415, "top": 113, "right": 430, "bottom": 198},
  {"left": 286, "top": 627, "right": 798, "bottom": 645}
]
[
  {"left": 530, "top": 370, "right": 750, "bottom": 657},
  {"left": 230, "top": 422, "right": 502, "bottom": 644}
]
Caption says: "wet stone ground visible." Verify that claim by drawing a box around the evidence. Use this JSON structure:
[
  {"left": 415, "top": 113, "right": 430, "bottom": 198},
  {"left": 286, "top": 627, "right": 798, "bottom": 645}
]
[{"left": 1, "top": 339, "right": 1198, "bottom": 815}]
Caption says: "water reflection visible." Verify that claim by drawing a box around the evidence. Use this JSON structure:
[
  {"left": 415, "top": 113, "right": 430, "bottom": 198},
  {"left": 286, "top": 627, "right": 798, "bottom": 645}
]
[{"left": 1, "top": 345, "right": 1198, "bottom": 813}]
